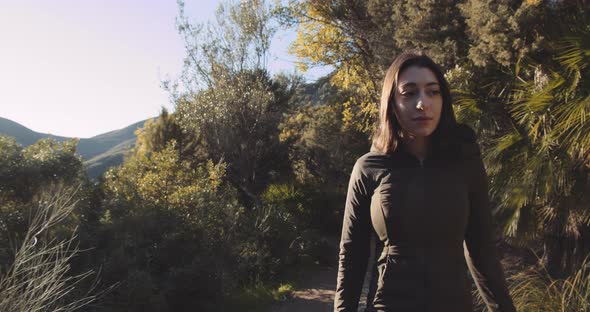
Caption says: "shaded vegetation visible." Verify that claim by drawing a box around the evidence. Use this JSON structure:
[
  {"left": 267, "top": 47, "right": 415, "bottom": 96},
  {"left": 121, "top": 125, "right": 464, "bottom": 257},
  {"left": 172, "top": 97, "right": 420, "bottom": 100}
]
[
  {"left": 2, "top": 0, "right": 590, "bottom": 311},
  {"left": 0, "top": 117, "right": 149, "bottom": 179}
]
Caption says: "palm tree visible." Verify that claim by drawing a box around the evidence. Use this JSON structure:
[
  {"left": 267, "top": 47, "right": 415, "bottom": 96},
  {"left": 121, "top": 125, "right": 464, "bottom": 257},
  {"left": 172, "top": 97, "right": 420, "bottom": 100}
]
[{"left": 453, "top": 11, "right": 590, "bottom": 277}]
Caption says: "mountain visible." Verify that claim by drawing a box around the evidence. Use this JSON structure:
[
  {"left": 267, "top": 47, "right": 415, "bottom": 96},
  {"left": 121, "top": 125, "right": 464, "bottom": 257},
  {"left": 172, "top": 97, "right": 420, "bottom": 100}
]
[
  {"left": 0, "top": 117, "right": 70, "bottom": 146},
  {"left": 76, "top": 120, "right": 147, "bottom": 159},
  {"left": 0, "top": 117, "right": 151, "bottom": 178}
]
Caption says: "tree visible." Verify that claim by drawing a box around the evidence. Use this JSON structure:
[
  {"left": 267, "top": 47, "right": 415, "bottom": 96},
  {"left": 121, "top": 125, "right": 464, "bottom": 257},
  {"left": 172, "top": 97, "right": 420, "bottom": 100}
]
[
  {"left": 278, "top": 77, "right": 368, "bottom": 230},
  {"left": 93, "top": 140, "right": 244, "bottom": 312},
  {"left": 283, "top": 0, "right": 468, "bottom": 133},
  {"left": 0, "top": 136, "right": 83, "bottom": 202},
  {"left": 285, "top": 0, "right": 590, "bottom": 276},
  {"left": 0, "top": 136, "right": 86, "bottom": 269},
  {"left": 172, "top": 0, "right": 297, "bottom": 205},
  {"left": 282, "top": 0, "right": 383, "bottom": 133},
  {"left": 453, "top": 2, "right": 590, "bottom": 277}
]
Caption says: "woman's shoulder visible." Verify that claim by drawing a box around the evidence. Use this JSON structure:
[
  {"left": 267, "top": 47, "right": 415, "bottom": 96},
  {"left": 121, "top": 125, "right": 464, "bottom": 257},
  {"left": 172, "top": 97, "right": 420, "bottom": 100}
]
[
  {"left": 351, "top": 151, "right": 392, "bottom": 178},
  {"left": 355, "top": 150, "right": 392, "bottom": 167}
]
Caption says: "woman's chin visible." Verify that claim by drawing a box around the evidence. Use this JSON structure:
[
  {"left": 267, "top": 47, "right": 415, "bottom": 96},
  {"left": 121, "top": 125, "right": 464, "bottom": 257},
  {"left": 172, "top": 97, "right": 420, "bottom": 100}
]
[{"left": 405, "top": 128, "right": 435, "bottom": 138}]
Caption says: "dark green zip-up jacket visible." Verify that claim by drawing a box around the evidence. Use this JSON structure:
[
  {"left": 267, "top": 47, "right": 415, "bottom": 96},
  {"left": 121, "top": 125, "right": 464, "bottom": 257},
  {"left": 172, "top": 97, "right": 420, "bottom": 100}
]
[{"left": 334, "top": 125, "right": 515, "bottom": 312}]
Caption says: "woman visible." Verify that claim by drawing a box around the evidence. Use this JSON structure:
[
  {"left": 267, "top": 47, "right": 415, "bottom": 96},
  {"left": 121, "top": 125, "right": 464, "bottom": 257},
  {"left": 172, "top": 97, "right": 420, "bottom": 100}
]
[{"left": 334, "top": 51, "right": 516, "bottom": 312}]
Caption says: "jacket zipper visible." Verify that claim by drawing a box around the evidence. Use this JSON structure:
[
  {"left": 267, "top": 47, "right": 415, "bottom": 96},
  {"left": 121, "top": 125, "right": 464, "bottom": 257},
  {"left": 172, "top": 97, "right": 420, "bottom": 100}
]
[{"left": 418, "top": 157, "right": 427, "bottom": 310}]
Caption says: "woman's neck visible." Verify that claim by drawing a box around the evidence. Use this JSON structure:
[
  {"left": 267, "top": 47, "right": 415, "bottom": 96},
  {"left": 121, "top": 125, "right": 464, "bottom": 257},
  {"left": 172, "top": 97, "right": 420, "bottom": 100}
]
[{"left": 401, "top": 135, "right": 430, "bottom": 162}]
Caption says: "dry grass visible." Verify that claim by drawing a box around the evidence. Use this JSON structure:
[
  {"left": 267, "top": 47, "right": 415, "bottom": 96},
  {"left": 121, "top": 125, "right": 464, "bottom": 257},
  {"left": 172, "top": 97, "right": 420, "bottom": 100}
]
[
  {"left": 508, "top": 257, "right": 590, "bottom": 312},
  {"left": 0, "top": 184, "right": 109, "bottom": 312}
]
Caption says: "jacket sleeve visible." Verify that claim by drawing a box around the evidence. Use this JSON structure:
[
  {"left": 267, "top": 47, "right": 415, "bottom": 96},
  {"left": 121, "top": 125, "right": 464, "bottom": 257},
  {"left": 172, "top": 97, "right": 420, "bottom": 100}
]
[
  {"left": 334, "top": 157, "right": 374, "bottom": 312},
  {"left": 462, "top": 133, "right": 516, "bottom": 312}
]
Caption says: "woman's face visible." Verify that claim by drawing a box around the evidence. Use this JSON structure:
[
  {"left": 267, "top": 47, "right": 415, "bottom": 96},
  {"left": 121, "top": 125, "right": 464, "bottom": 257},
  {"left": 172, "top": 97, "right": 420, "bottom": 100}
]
[{"left": 392, "top": 65, "right": 443, "bottom": 138}]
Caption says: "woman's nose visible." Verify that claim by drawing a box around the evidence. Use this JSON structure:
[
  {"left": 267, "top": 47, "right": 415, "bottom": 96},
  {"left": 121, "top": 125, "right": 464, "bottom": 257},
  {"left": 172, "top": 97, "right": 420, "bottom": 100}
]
[{"left": 416, "top": 96, "right": 426, "bottom": 111}]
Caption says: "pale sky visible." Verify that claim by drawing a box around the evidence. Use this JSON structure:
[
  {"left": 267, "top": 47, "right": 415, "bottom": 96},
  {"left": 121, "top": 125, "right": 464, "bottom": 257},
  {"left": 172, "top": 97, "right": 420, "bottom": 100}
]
[{"left": 0, "top": 0, "right": 327, "bottom": 138}]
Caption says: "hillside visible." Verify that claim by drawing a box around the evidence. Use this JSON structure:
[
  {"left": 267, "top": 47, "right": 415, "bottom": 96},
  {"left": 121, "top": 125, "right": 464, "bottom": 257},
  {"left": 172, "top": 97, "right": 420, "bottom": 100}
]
[
  {"left": 0, "top": 117, "right": 69, "bottom": 146},
  {"left": 84, "top": 137, "right": 137, "bottom": 179},
  {"left": 0, "top": 117, "right": 150, "bottom": 178}
]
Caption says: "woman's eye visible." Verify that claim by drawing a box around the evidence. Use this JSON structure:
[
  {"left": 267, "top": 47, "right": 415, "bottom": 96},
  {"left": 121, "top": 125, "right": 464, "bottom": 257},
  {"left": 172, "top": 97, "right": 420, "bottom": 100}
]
[
  {"left": 428, "top": 89, "right": 441, "bottom": 96},
  {"left": 401, "top": 92, "right": 415, "bottom": 98}
]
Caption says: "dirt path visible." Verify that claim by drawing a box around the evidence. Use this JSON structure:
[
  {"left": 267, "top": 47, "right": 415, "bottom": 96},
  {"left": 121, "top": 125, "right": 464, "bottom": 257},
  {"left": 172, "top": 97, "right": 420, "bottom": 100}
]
[
  {"left": 271, "top": 266, "right": 337, "bottom": 312},
  {"left": 271, "top": 265, "right": 372, "bottom": 312},
  {"left": 271, "top": 235, "right": 377, "bottom": 312}
]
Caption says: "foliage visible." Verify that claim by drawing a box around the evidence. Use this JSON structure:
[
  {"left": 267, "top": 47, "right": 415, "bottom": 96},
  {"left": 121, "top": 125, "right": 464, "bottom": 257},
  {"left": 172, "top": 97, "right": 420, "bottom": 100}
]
[
  {"left": 282, "top": 0, "right": 590, "bottom": 278},
  {"left": 89, "top": 139, "right": 243, "bottom": 311},
  {"left": 170, "top": 0, "right": 297, "bottom": 205},
  {"left": 88, "top": 105, "right": 304, "bottom": 310},
  {"left": 282, "top": 0, "right": 469, "bottom": 133},
  {"left": 508, "top": 257, "right": 590, "bottom": 311},
  {"left": 281, "top": 0, "right": 382, "bottom": 133},
  {"left": 174, "top": 69, "right": 295, "bottom": 202},
  {"left": 9, "top": 1, "right": 590, "bottom": 310},
  {"left": 444, "top": 3, "right": 590, "bottom": 277},
  {"left": 0, "top": 136, "right": 87, "bottom": 270},
  {"left": 385, "top": 0, "right": 466, "bottom": 68},
  {"left": 459, "top": 0, "right": 541, "bottom": 67},
  {"left": 0, "top": 136, "right": 83, "bottom": 202},
  {"left": 0, "top": 184, "right": 102, "bottom": 312},
  {"left": 174, "top": 0, "right": 277, "bottom": 92},
  {"left": 67, "top": 1, "right": 322, "bottom": 310},
  {"left": 225, "top": 281, "right": 295, "bottom": 311},
  {"left": 278, "top": 77, "right": 369, "bottom": 237}
]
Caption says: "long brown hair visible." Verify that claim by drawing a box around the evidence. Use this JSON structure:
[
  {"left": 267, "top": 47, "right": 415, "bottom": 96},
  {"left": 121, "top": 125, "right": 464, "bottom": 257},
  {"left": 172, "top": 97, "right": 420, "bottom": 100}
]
[{"left": 371, "top": 51, "right": 458, "bottom": 155}]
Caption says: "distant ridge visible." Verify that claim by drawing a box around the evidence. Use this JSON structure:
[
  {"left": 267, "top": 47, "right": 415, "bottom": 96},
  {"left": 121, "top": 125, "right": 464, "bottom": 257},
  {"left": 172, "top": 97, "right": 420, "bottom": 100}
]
[
  {"left": 0, "top": 117, "right": 69, "bottom": 146},
  {"left": 77, "top": 120, "right": 147, "bottom": 159},
  {"left": 0, "top": 117, "right": 151, "bottom": 178}
]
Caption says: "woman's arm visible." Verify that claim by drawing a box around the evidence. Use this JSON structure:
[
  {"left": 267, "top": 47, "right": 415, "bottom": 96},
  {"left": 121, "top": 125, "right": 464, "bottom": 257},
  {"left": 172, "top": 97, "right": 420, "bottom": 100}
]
[
  {"left": 334, "top": 157, "right": 374, "bottom": 312},
  {"left": 463, "top": 136, "right": 516, "bottom": 312}
]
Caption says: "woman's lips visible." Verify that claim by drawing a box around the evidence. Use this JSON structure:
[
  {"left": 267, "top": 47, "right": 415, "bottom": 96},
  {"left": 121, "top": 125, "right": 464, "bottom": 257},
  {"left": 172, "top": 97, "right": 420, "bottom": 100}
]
[{"left": 412, "top": 117, "right": 432, "bottom": 122}]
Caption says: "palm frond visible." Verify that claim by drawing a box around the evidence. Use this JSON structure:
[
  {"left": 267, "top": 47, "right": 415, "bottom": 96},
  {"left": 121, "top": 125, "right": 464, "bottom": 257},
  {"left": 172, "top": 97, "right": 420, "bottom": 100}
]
[
  {"left": 555, "top": 34, "right": 590, "bottom": 74},
  {"left": 509, "top": 74, "right": 563, "bottom": 128},
  {"left": 553, "top": 95, "right": 590, "bottom": 160}
]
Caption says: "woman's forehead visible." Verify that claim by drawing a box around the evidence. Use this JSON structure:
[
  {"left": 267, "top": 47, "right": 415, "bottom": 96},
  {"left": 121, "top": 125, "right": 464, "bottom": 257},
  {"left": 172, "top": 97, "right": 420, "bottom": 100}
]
[{"left": 397, "top": 66, "right": 439, "bottom": 87}]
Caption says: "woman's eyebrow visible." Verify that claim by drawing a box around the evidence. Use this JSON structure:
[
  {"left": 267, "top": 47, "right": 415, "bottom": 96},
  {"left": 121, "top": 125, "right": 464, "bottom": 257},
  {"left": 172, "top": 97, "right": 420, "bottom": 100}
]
[
  {"left": 399, "top": 81, "right": 439, "bottom": 88},
  {"left": 399, "top": 82, "right": 417, "bottom": 88}
]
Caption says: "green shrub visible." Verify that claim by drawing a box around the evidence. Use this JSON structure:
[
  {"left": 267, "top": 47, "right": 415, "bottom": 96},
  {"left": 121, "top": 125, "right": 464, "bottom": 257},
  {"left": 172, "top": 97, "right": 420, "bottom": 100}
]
[
  {"left": 508, "top": 258, "right": 590, "bottom": 312},
  {"left": 225, "top": 281, "right": 296, "bottom": 312},
  {"left": 0, "top": 184, "right": 101, "bottom": 312},
  {"left": 273, "top": 283, "right": 295, "bottom": 301}
]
